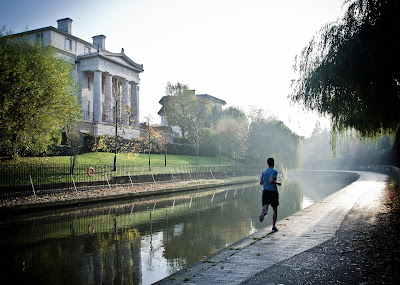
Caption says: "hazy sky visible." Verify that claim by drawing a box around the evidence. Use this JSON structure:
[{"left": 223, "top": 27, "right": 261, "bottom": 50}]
[{"left": 0, "top": 0, "right": 345, "bottom": 137}]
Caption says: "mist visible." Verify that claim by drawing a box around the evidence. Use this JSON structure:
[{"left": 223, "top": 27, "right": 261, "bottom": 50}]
[{"left": 300, "top": 129, "right": 392, "bottom": 170}]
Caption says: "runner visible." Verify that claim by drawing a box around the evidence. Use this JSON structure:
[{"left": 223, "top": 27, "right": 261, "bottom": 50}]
[{"left": 259, "top": 157, "right": 281, "bottom": 232}]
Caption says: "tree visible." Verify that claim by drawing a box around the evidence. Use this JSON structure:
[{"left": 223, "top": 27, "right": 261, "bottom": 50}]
[
  {"left": 0, "top": 29, "right": 81, "bottom": 158},
  {"left": 135, "top": 118, "right": 166, "bottom": 170},
  {"left": 214, "top": 114, "right": 248, "bottom": 164},
  {"left": 290, "top": 0, "right": 400, "bottom": 142},
  {"left": 247, "top": 117, "right": 302, "bottom": 169},
  {"left": 163, "top": 82, "right": 211, "bottom": 141},
  {"left": 66, "top": 130, "right": 80, "bottom": 174}
]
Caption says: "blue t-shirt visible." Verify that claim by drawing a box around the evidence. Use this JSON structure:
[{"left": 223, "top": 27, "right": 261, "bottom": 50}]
[{"left": 260, "top": 167, "right": 278, "bottom": 191}]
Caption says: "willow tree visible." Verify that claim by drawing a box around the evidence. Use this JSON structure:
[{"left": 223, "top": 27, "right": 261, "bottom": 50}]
[
  {"left": 0, "top": 30, "right": 81, "bottom": 158},
  {"left": 290, "top": 0, "right": 400, "bottom": 154}
]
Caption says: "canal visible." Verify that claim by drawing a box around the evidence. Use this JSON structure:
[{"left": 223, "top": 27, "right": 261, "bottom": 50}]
[{"left": 0, "top": 171, "right": 358, "bottom": 285}]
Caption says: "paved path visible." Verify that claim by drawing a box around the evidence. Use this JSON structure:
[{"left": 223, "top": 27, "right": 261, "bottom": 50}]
[{"left": 155, "top": 171, "right": 388, "bottom": 284}]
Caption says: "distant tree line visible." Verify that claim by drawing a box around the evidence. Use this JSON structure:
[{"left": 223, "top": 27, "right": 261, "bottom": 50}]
[{"left": 162, "top": 82, "right": 302, "bottom": 169}]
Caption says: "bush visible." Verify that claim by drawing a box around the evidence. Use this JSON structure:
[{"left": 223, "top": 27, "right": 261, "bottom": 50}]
[
  {"left": 166, "top": 143, "right": 217, "bottom": 157},
  {"left": 82, "top": 134, "right": 96, "bottom": 153},
  {"left": 47, "top": 145, "right": 71, "bottom": 156}
]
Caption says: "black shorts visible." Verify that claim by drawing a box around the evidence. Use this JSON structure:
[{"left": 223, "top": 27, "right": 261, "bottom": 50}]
[{"left": 262, "top": 190, "right": 279, "bottom": 207}]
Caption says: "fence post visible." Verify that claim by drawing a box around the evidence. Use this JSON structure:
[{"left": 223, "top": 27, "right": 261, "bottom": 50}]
[
  {"left": 105, "top": 173, "right": 112, "bottom": 190},
  {"left": 29, "top": 175, "right": 36, "bottom": 199},
  {"left": 210, "top": 170, "right": 215, "bottom": 180},
  {"left": 128, "top": 172, "right": 134, "bottom": 190},
  {"left": 71, "top": 174, "right": 78, "bottom": 193}
]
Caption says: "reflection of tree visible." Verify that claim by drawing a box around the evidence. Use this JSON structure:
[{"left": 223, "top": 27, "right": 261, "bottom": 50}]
[
  {"left": 10, "top": 228, "right": 143, "bottom": 285},
  {"left": 279, "top": 180, "right": 303, "bottom": 213},
  {"left": 8, "top": 239, "right": 82, "bottom": 285},
  {"left": 163, "top": 191, "right": 255, "bottom": 264},
  {"left": 88, "top": 228, "right": 142, "bottom": 284}
]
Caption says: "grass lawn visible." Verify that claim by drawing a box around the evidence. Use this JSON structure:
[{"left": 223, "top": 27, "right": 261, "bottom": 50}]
[{"left": 0, "top": 152, "right": 240, "bottom": 166}]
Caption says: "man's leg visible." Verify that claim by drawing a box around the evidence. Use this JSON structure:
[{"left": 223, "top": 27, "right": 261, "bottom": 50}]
[
  {"left": 272, "top": 206, "right": 278, "bottom": 226},
  {"left": 264, "top": 204, "right": 269, "bottom": 215},
  {"left": 259, "top": 204, "right": 268, "bottom": 222}
]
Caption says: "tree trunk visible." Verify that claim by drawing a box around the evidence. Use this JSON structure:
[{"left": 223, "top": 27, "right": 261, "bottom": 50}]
[{"left": 11, "top": 135, "right": 18, "bottom": 159}]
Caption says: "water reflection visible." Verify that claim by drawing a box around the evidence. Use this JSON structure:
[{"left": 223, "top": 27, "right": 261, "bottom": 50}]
[{"left": 0, "top": 171, "right": 358, "bottom": 285}]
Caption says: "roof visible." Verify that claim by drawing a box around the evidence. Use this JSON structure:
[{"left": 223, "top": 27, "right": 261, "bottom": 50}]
[
  {"left": 78, "top": 51, "right": 144, "bottom": 73},
  {"left": 196, "top": 94, "right": 226, "bottom": 105},
  {"left": 10, "top": 26, "right": 144, "bottom": 73},
  {"left": 159, "top": 94, "right": 226, "bottom": 105}
]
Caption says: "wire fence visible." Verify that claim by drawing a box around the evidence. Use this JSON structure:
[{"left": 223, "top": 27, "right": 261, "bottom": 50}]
[{"left": 0, "top": 163, "right": 263, "bottom": 198}]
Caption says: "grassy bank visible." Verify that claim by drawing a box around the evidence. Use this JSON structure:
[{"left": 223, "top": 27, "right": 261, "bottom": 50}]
[{"left": 0, "top": 152, "right": 240, "bottom": 166}]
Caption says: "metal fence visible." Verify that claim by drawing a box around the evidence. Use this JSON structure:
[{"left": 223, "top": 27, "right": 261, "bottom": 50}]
[
  {"left": 341, "top": 164, "right": 400, "bottom": 185},
  {"left": 0, "top": 163, "right": 262, "bottom": 198}
]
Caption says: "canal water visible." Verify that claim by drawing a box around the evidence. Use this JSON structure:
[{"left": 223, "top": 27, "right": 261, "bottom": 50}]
[{"left": 0, "top": 171, "right": 358, "bottom": 285}]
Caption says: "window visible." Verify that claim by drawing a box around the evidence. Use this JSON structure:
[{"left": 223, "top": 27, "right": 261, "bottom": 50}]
[
  {"left": 36, "top": 33, "right": 43, "bottom": 41},
  {"left": 87, "top": 101, "right": 91, "bottom": 119},
  {"left": 84, "top": 46, "right": 91, "bottom": 54},
  {"left": 65, "top": 38, "right": 72, "bottom": 50}
]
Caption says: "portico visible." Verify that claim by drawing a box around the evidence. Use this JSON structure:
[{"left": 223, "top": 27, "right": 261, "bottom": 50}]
[{"left": 77, "top": 48, "right": 143, "bottom": 139}]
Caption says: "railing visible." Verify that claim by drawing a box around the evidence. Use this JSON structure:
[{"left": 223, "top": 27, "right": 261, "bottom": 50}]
[
  {"left": 0, "top": 164, "right": 262, "bottom": 198},
  {"left": 341, "top": 164, "right": 400, "bottom": 185},
  {"left": 306, "top": 164, "right": 400, "bottom": 185}
]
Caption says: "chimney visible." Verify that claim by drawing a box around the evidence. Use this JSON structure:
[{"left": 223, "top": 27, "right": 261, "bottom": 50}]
[
  {"left": 57, "top": 18, "right": 72, "bottom": 34},
  {"left": 92, "top": 35, "right": 106, "bottom": 49}
]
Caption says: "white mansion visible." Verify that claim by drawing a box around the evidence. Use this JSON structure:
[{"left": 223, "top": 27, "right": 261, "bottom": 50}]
[{"left": 12, "top": 18, "right": 144, "bottom": 139}]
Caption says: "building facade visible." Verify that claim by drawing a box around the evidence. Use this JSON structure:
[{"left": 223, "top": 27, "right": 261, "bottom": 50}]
[{"left": 13, "top": 18, "right": 144, "bottom": 139}]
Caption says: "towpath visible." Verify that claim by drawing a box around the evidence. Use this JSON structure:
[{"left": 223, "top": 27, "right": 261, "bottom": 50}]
[{"left": 155, "top": 171, "right": 400, "bottom": 284}]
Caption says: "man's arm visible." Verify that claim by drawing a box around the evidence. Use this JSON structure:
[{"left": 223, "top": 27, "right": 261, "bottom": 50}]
[{"left": 269, "top": 176, "right": 281, "bottom": 186}]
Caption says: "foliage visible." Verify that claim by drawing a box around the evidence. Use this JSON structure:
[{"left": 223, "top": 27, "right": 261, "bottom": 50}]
[
  {"left": 0, "top": 29, "right": 81, "bottom": 158},
  {"left": 214, "top": 114, "right": 248, "bottom": 163},
  {"left": 247, "top": 117, "right": 302, "bottom": 169},
  {"left": 163, "top": 82, "right": 211, "bottom": 141},
  {"left": 91, "top": 133, "right": 165, "bottom": 157},
  {"left": 135, "top": 123, "right": 167, "bottom": 154},
  {"left": 166, "top": 143, "right": 218, "bottom": 157},
  {"left": 290, "top": 0, "right": 400, "bottom": 140}
]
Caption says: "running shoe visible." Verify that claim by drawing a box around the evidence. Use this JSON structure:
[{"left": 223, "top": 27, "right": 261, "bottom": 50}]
[{"left": 272, "top": 226, "right": 278, "bottom": 232}]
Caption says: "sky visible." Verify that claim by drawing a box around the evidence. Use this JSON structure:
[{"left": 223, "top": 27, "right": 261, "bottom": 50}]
[{"left": 0, "top": 0, "right": 346, "bottom": 137}]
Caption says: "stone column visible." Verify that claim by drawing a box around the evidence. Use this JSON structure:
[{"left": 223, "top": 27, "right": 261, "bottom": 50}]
[
  {"left": 105, "top": 73, "right": 113, "bottom": 123},
  {"left": 122, "top": 80, "right": 130, "bottom": 126},
  {"left": 131, "top": 82, "right": 139, "bottom": 128},
  {"left": 93, "top": 70, "right": 102, "bottom": 123}
]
